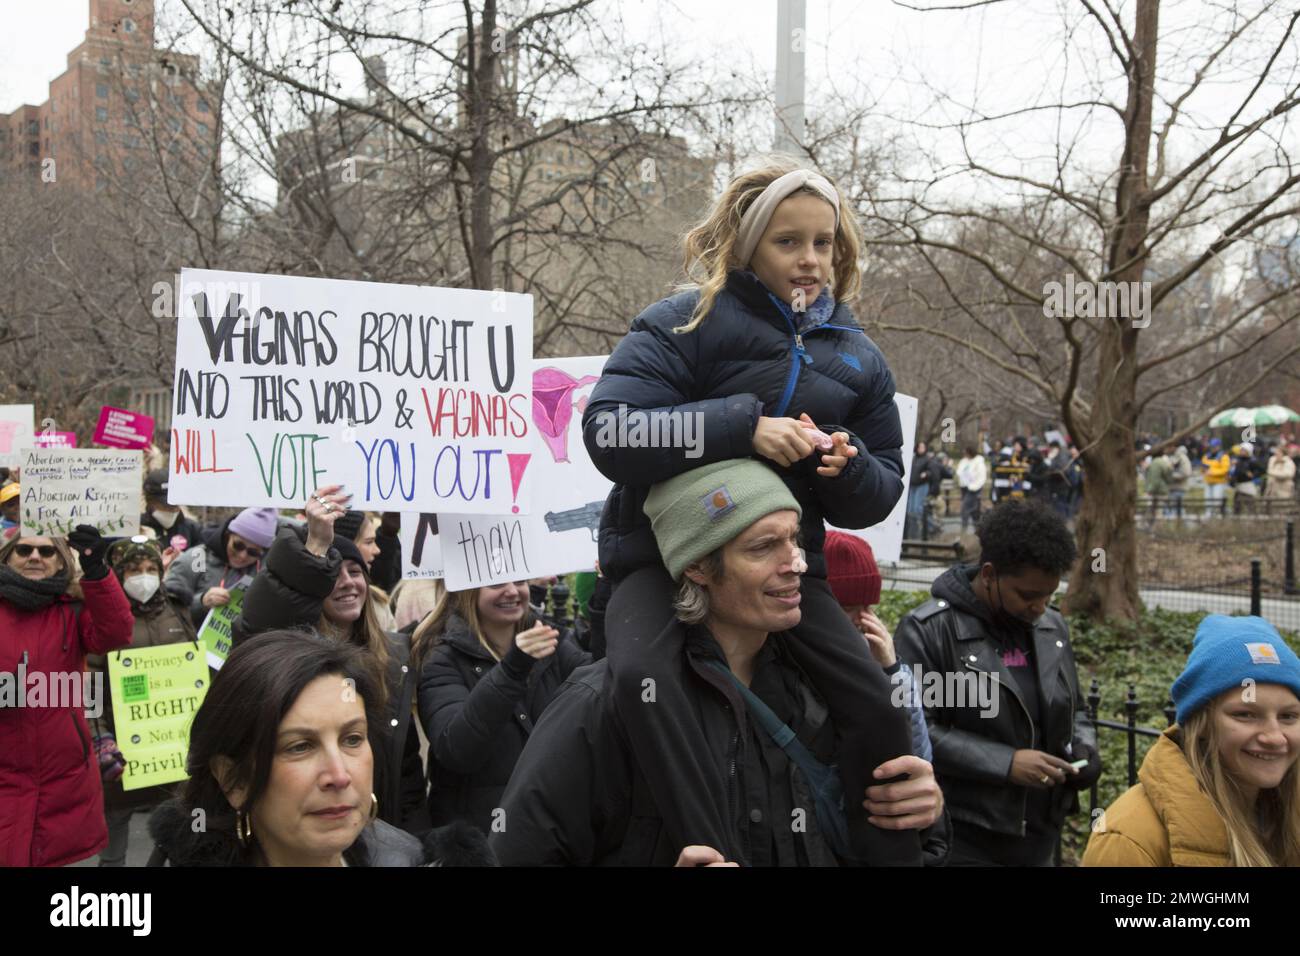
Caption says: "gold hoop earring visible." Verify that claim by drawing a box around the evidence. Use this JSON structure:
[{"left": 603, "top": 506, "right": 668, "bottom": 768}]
[
  {"left": 368, "top": 793, "right": 379, "bottom": 822},
  {"left": 235, "top": 809, "right": 253, "bottom": 847}
]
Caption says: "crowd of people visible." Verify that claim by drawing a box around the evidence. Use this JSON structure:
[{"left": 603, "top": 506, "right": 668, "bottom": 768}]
[
  {"left": 3, "top": 159, "right": 1298, "bottom": 868},
  {"left": 904, "top": 430, "right": 1300, "bottom": 540}
]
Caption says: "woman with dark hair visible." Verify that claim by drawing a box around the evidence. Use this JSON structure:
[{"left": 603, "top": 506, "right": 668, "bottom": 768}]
[
  {"left": 231, "top": 486, "right": 425, "bottom": 833},
  {"left": 0, "top": 525, "right": 134, "bottom": 866},
  {"left": 148, "top": 631, "right": 423, "bottom": 866},
  {"left": 412, "top": 581, "right": 591, "bottom": 832}
]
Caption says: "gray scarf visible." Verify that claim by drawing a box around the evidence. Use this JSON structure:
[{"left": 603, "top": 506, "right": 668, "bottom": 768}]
[{"left": 0, "top": 563, "right": 70, "bottom": 611}]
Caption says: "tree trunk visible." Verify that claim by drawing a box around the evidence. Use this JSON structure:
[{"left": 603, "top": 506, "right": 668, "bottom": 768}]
[{"left": 1063, "top": 0, "right": 1159, "bottom": 622}]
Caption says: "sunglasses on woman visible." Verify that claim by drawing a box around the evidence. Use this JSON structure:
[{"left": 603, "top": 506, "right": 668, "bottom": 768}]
[
  {"left": 230, "top": 541, "right": 264, "bottom": 558},
  {"left": 15, "top": 544, "right": 58, "bottom": 558}
]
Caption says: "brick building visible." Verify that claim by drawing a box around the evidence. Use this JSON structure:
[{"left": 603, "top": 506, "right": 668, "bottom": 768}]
[{"left": 0, "top": 0, "right": 215, "bottom": 190}]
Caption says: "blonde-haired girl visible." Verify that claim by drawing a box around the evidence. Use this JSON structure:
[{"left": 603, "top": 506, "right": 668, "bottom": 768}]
[
  {"left": 579, "top": 158, "right": 924, "bottom": 864},
  {"left": 1084, "top": 615, "right": 1300, "bottom": 866}
]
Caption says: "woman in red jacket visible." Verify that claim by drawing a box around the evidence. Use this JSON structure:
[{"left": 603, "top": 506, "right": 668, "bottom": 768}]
[{"left": 0, "top": 525, "right": 133, "bottom": 867}]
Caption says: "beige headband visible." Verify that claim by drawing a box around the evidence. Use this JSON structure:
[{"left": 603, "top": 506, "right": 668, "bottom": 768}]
[{"left": 734, "top": 169, "right": 841, "bottom": 267}]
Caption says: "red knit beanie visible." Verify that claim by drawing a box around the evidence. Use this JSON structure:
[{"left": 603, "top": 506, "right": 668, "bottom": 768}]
[{"left": 824, "top": 531, "right": 882, "bottom": 607}]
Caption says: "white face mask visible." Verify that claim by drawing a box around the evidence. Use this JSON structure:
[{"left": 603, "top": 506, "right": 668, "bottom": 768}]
[
  {"left": 124, "top": 573, "right": 161, "bottom": 604},
  {"left": 151, "top": 509, "right": 180, "bottom": 530}
]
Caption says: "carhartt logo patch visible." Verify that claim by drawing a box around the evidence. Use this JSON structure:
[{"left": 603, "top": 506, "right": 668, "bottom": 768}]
[
  {"left": 701, "top": 486, "right": 736, "bottom": 520},
  {"left": 1245, "top": 643, "right": 1280, "bottom": 665}
]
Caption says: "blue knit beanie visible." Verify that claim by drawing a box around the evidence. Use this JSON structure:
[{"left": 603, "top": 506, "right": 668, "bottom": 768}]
[{"left": 1171, "top": 615, "right": 1300, "bottom": 724}]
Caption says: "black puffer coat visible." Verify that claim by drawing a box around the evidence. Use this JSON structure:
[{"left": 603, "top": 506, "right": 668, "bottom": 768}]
[
  {"left": 581, "top": 270, "right": 905, "bottom": 582},
  {"left": 231, "top": 527, "right": 426, "bottom": 833},
  {"left": 417, "top": 611, "right": 590, "bottom": 833}
]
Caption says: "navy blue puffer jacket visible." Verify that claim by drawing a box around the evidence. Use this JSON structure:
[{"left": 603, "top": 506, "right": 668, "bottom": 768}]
[{"left": 582, "top": 270, "right": 905, "bottom": 581}]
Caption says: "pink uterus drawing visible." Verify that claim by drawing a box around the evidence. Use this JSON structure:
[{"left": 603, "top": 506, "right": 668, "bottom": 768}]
[{"left": 533, "top": 367, "right": 600, "bottom": 463}]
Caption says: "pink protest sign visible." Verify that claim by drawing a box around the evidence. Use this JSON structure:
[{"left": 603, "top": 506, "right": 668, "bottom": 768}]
[
  {"left": 33, "top": 431, "right": 77, "bottom": 449},
  {"left": 94, "top": 406, "right": 155, "bottom": 450}
]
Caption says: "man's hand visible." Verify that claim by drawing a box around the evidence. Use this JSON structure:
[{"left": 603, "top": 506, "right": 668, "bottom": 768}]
[
  {"left": 1009, "top": 749, "right": 1077, "bottom": 789},
  {"left": 864, "top": 755, "right": 943, "bottom": 830},
  {"left": 753, "top": 416, "right": 815, "bottom": 468},
  {"left": 201, "top": 587, "right": 231, "bottom": 609},
  {"left": 674, "top": 845, "right": 738, "bottom": 867}
]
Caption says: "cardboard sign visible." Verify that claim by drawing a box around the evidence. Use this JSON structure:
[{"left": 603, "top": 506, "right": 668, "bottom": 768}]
[
  {"left": 167, "top": 268, "right": 534, "bottom": 513},
  {"left": 196, "top": 575, "right": 252, "bottom": 670},
  {"left": 19, "top": 448, "right": 142, "bottom": 537},
  {"left": 94, "top": 406, "right": 155, "bottom": 450},
  {"left": 0, "top": 404, "right": 35, "bottom": 468},
  {"left": 827, "top": 392, "right": 917, "bottom": 565},
  {"left": 108, "top": 643, "right": 210, "bottom": 791},
  {"left": 399, "top": 512, "right": 444, "bottom": 579},
  {"left": 438, "top": 356, "right": 610, "bottom": 590},
  {"left": 33, "top": 430, "right": 76, "bottom": 449}
]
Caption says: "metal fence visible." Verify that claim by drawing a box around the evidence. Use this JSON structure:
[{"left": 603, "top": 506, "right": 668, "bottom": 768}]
[{"left": 1083, "top": 680, "right": 1174, "bottom": 819}]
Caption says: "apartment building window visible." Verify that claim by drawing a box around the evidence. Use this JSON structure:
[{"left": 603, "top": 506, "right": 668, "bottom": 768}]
[
  {"left": 197, "top": 99, "right": 210, "bottom": 113},
  {"left": 96, "top": 107, "right": 108, "bottom": 122},
  {"left": 97, "top": 83, "right": 109, "bottom": 98},
  {"left": 123, "top": 18, "right": 137, "bottom": 34},
  {"left": 124, "top": 134, "right": 142, "bottom": 149},
  {"left": 28, "top": 120, "right": 38, "bottom": 135},
  {"left": 29, "top": 142, "right": 39, "bottom": 157},
  {"left": 197, "top": 122, "right": 209, "bottom": 138},
  {"left": 94, "top": 130, "right": 107, "bottom": 144},
  {"left": 125, "top": 89, "right": 140, "bottom": 102},
  {"left": 167, "top": 116, "right": 181, "bottom": 132}
]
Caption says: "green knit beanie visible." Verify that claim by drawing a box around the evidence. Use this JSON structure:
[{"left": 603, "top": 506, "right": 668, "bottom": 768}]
[{"left": 644, "top": 460, "right": 802, "bottom": 581}]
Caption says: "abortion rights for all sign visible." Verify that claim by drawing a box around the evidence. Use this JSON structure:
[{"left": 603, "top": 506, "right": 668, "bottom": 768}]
[
  {"left": 19, "top": 447, "right": 143, "bottom": 537},
  {"left": 168, "top": 268, "right": 534, "bottom": 513}
]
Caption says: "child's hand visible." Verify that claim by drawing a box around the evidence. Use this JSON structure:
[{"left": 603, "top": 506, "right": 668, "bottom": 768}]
[
  {"left": 754, "top": 416, "right": 815, "bottom": 467},
  {"left": 798, "top": 414, "right": 858, "bottom": 477},
  {"left": 858, "top": 609, "right": 896, "bottom": 667}
]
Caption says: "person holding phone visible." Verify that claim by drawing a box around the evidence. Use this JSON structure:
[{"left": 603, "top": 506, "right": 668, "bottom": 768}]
[
  {"left": 412, "top": 581, "right": 591, "bottom": 834},
  {"left": 894, "top": 499, "right": 1101, "bottom": 866}
]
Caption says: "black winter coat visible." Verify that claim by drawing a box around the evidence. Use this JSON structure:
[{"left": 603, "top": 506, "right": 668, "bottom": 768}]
[
  {"left": 894, "top": 566, "right": 1101, "bottom": 839},
  {"left": 417, "top": 611, "right": 590, "bottom": 833},
  {"left": 488, "top": 582, "right": 848, "bottom": 867},
  {"left": 231, "top": 527, "right": 426, "bottom": 833},
  {"left": 581, "top": 270, "right": 905, "bottom": 582}
]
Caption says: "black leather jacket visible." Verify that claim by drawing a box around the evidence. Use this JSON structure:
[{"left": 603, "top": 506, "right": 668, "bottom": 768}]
[{"left": 894, "top": 566, "right": 1100, "bottom": 838}]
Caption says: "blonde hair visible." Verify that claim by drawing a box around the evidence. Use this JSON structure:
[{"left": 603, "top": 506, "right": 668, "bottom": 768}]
[
  {"left": 1182, "top": 706, "right": 1300, "bottom": 866},
  {"left": 411, "top": 585, "right": 531, "bottom": 674},
  {"left": 676, "top": 157, "right": 863, "bottom": 334}
]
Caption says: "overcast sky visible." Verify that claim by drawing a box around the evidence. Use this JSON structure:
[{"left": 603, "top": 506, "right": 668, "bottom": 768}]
[{"left": 3, "top": 0, "right": 1293, "bottom": 216}]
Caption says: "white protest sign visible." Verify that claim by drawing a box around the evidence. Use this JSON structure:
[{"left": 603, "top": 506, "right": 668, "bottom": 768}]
[
  {"left": 20, "top": 447, "right": 143, "bottom": 537},
  {"left": 168, "top": 268, "right": 534, "bottom": 513},
  {"left": 827, "top": 392, "right": 916, "bottom": 565},
  {"left": 0, "top": 404, "right": 35, "bottom": 468},
  {"left": 399, "top": 512, "right": 444, "bottom": 579},
  {"left": 439, "top": 356, "right": 610, "bottom": 591}
]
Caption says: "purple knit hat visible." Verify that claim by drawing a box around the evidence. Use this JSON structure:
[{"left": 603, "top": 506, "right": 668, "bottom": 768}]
[{"left": 227, "top": 508, "right": 279, "bottom": 549}]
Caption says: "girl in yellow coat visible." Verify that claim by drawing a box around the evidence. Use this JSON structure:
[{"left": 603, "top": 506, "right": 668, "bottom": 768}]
[{"left": 1084, "top": 615, "right": 1300, "bottom": 866}]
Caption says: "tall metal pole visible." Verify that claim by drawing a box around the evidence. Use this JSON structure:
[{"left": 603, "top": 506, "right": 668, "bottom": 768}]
[{"left": 774, "top": 0, "right": 806, "bottom": 155}]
